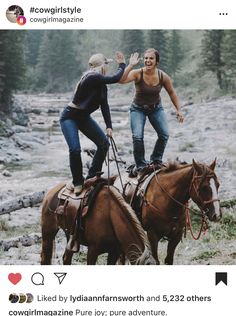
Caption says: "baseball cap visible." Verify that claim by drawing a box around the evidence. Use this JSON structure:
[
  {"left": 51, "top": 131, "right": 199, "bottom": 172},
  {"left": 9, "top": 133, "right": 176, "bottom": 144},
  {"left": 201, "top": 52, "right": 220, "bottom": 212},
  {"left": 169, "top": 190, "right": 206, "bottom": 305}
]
[{"left": 88, "top": 53, "right": 113, "bottom": 68}]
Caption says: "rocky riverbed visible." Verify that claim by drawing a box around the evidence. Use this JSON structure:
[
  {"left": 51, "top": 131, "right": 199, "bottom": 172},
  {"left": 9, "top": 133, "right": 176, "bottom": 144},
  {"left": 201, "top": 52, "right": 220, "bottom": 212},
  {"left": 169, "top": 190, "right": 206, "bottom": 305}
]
[{"left": 0, "top": 92, "right": 235, "bottom": 264}]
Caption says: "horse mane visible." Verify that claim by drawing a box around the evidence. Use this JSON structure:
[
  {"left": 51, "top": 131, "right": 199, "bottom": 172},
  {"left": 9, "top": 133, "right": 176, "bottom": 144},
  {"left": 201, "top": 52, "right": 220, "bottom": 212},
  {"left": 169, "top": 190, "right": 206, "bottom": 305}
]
[
  {"left": 108, "top": 186, "right": 151, "bottom": 252},
  {"left": 163, "top": 160, "right": 216, "bottom": 187},
  {"left": 163, "top": 161, "right": 190, "bottom": 173}
]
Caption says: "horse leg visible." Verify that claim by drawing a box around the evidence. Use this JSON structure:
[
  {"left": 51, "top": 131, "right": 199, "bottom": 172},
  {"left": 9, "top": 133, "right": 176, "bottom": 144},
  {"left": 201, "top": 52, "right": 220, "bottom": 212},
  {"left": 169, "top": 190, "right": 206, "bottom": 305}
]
[
  {"left": 107, "top": 249, "right": 120, "bottom": 265},
  {"left": 87, "top": 246, "right": 99, "bottom": 265},
  {"left": 164, "top": 234, "right": 182, "bottom": 265},
  {"left": 147, "top": 229, "right": 160, "bottom": 265},
  {"left": 41, "top": 230, "right": 58, "bottom": 265},
  {"left": 62, "top": 231, "right": 80, "bottom": 264},
  {"left": 63, "top": 249, "right": 77, "bottom": 265}
]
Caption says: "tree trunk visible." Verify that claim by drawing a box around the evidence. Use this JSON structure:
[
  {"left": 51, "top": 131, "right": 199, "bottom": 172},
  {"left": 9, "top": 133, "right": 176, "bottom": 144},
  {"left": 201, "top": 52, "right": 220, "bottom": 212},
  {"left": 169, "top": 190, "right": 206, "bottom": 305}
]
[
  {"left": 0, "top": 191, "right": 46, "bottom": 215},
  {"left": 0, "top": 233, "right": 41, "bottom": 251}
]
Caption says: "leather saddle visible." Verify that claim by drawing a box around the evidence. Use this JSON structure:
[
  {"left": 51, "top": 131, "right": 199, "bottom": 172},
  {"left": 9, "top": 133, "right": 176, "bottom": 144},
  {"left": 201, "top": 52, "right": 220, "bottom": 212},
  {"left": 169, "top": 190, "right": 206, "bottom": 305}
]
[
  {"left": 55, "top": 173, "right": 117, "bottom": 217},
  {"left": 123, "top": 169, "right": 162, "bottom": 219}
]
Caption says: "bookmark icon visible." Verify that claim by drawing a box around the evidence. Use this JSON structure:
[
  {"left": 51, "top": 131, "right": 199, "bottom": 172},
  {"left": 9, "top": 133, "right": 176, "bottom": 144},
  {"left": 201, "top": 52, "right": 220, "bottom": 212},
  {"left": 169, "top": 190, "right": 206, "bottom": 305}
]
[{"left": 215, "top": 272, "right": 228, "bottom": 286}]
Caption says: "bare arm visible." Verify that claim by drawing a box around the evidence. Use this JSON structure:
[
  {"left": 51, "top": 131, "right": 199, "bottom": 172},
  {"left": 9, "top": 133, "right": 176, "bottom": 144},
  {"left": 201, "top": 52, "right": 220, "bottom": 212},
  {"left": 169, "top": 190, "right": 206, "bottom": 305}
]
[
  {"left": 119, "top": 53, "right": 140, "bottom": 83},
  {"left": 163, "top": 73, "right": 184, "bottom": 123}
]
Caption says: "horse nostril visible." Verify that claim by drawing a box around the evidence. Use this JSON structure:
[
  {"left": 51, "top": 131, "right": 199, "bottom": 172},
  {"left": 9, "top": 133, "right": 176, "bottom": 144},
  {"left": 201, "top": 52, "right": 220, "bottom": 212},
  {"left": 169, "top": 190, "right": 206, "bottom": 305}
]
[
  {"left": 214, "top": 213, "right": 222, "bottom": 222},
  {"left": 212, "top": 214, "right": 217, "bottom": 222}
]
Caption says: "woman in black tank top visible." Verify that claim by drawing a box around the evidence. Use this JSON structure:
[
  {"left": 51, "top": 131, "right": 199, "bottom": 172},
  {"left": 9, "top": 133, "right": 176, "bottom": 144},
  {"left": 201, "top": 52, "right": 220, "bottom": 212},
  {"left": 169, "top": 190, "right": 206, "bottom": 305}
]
[{"left": 120, "top": 48, "right": 184, "bottom": 174}]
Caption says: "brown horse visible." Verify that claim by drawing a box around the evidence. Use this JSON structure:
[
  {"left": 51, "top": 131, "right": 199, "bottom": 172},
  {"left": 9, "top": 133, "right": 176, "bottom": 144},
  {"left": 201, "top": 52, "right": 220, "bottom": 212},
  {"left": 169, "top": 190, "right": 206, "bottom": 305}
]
[
  {"left": 116, "top": 159, "right": 222, "bottom": 265},
  {"left": 40, "top": 183, "right": 155, "bottom": 265}
]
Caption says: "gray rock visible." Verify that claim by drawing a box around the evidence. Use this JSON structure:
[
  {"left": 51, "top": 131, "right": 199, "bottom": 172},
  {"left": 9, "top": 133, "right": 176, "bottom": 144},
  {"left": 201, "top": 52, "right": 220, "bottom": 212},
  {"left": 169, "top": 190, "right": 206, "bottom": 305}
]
[{"left": 2, "top": 170, "right": 12, "bottom": 177}]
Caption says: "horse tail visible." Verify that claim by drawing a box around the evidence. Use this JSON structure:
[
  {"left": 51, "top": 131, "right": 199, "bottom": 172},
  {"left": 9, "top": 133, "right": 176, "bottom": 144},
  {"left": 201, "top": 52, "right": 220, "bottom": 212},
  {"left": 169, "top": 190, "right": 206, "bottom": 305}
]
[{"left": 107, "top": 186, "right": 151, "bottom": 252}]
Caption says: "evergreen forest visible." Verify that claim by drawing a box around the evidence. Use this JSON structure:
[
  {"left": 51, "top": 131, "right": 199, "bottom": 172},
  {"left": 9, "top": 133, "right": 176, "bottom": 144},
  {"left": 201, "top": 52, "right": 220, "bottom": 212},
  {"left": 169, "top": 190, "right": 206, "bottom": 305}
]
[{"left": 0, "top": 30, "right": 236, "bottom": 115}]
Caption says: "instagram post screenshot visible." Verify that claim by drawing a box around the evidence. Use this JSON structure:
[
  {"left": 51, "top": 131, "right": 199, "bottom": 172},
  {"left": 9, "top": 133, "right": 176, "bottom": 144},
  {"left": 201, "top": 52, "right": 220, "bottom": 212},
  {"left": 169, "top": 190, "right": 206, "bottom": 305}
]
[{"left": 0, "top": 0, "right": 235, "bottom": 315}]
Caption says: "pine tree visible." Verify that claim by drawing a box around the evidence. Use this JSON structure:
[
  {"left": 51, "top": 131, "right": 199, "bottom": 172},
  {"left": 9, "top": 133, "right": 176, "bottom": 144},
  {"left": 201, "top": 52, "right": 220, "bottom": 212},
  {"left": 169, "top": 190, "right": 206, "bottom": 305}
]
[
  {"left": 201, "top": 30, "right": 225, "bottom": 89},
  {"left": 121, "top": 30, "right": 145, "bottom": 58},
  {"left": 0, "top": 31, "right": 25, "bottom": 114},
  {"left": 25, "top": 30, "right": 44, "bottom": 67},
  {"left": 35, "top": 31, "right": 79, "bottom": 92},
  {"left": 146, "top": 30, "right": 169, "bottom": 71},
  {"left": 223, "top": 30, "right": 236, "bottom": 91},
  {"left": 168, "top": 30, "right": 183, "bottom": 78}
]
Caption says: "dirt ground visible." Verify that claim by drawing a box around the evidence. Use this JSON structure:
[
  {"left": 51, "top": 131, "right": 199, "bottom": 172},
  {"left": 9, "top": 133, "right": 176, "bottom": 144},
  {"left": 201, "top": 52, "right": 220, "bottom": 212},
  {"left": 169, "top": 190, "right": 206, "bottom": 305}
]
[{"left": 0, "top": 93, "right": 235, "bottom": 265}]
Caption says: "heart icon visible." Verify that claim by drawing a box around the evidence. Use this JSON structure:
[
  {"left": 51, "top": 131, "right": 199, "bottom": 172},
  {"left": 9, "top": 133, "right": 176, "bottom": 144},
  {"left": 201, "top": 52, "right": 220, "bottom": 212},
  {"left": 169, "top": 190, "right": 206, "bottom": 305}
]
[{"left": 8, "top": 273, "right": 22, "bottom": 285}]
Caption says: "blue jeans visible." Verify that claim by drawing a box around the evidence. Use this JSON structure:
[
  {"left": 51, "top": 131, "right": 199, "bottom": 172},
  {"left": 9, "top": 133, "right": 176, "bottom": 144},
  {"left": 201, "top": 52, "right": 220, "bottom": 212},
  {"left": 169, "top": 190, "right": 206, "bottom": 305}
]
[
  {"left": 129, "top": 102, "right": 169, "bottom": 169},
  {"left": 60, "top": 106, "right": 109, "bottom": 186}
]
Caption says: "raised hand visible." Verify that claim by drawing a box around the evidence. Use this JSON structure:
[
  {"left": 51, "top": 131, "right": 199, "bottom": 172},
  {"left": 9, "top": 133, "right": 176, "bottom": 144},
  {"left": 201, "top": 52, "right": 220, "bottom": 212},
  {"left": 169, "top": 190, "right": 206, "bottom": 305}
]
[
  {"left": 129, "top": 52, "right": 140, "bottom": 66},
  {"left": 115, "top": 52, "right": 125, "bottom": 64}
]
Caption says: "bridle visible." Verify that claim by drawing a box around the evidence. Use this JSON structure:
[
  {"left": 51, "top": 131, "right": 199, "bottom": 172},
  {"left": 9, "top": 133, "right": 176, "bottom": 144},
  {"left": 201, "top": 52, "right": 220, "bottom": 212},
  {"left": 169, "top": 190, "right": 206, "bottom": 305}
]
[
  {"left": 143, "top": 166, "right": 220, "bottom": 240},
  {"left": 189, "top": 171, "right": 220, "bottom": 212}
]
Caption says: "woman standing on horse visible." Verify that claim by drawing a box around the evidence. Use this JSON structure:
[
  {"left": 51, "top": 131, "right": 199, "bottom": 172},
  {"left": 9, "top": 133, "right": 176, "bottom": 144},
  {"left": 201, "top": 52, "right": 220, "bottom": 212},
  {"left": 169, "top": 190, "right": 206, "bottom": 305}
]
[
  {"left": 120, "top": 48, "right": 184, "bottom": 175},
  {"left": 60, "top": 52, "right": 139, "bottom": 195}
]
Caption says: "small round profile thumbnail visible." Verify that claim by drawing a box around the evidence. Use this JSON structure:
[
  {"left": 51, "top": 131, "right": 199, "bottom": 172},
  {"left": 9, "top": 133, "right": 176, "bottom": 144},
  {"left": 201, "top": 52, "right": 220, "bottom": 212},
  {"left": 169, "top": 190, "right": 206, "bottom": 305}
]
[
  {"left": 26, "top": 293, "right": 34, "bottom": 303},
  {"left": 19, "top": 293, "right": 27, "bottom": 303},
  {"left": 9, "top": 293, "right": 34, "bottom": 303},
  {"left": 9, "top": 293, "right": 19, "bottom": 303},
  {"left": 6, "top": 5, "right": 24, "bottom": 23}
]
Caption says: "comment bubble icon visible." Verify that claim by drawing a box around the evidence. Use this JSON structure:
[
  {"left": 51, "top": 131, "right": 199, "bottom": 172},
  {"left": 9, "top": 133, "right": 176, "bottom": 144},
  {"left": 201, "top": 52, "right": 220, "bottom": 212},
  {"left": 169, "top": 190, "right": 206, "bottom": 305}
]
[{"left": 31, "top": 272, "right": 44, "bottom": 286}]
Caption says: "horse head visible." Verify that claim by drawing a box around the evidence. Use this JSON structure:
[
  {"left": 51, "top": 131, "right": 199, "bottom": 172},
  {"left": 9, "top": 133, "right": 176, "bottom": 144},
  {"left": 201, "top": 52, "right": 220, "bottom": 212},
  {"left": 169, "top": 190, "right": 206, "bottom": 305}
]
[{"left": 189, "top": 159, "right": 222, "bottom": 222}]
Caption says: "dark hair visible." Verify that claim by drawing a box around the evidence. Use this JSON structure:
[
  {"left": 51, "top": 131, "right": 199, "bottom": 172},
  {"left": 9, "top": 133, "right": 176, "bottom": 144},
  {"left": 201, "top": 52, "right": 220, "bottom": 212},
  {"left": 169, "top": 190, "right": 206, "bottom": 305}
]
[{"left": 144, "top": 48, "right": 160, "bottom": 64}]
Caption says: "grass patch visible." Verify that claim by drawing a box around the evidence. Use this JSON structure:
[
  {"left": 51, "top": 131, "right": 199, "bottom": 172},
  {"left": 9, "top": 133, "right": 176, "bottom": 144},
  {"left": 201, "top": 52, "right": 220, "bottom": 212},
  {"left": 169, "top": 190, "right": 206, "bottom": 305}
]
[
  {"left": 229, "top": 253, "right": 236, "bottom": 259},
  {"left": 187, "top": 205, "right": 236, "bottom": 241},
  {"left": 192, "top": 250, "right": 221, "bottom": 261},
  {"left": 220, "top": 199, "right": 236, "bottom": 208},
  {"left": 211, "top": 212, "right": 236, "bottom": 240},
  {"left": 73, "top": 251, "right": 108, "bottom": 265},
  {"left": 0, "top": 219, "right": 10, "bottom": 231}
]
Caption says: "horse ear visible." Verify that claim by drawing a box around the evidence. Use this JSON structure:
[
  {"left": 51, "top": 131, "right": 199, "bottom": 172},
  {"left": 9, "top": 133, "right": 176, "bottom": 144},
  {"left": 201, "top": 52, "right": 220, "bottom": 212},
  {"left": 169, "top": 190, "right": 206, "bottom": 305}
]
[
  {"left": 209, "top": 158, "right": 217, "bottom": 171},
  {"left": 192, "top": 159, "right": 202, "bottom": 174}
]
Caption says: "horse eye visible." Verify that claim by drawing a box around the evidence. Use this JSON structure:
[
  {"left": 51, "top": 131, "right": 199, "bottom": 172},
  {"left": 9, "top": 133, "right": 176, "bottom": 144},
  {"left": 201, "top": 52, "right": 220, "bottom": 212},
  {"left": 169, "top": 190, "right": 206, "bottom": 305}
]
[{"left": 200, "top": 185, "right": 209, "bottom": 191}]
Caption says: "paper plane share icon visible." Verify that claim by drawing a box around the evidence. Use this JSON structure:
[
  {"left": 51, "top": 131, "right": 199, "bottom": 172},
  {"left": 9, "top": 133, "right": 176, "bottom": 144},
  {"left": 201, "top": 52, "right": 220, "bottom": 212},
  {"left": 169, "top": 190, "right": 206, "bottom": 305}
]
[{"left": 54, "top": 273, "right": 67, "bottom": 285}]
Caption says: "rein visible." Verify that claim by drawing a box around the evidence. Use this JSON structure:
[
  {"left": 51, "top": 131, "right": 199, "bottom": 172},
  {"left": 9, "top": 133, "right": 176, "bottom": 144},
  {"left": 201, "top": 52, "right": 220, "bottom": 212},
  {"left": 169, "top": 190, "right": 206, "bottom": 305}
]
[
  {"left": 185, "top": 203, "right": 208, "bottom": 240},
  {"left": 107, "top": 136, "right": 124, "bottom": 192}
]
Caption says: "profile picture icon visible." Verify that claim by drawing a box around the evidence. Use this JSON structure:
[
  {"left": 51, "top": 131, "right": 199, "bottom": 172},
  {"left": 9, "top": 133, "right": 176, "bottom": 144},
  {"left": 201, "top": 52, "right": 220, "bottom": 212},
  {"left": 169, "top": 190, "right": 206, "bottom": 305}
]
[
  {"left": 6, "top": 5, "right": 25, "bottom": 24},
  {"left": 9, "top": 293, "right": 19, "bottom": 303},
  {"left": 26, "top": 293, "right": 34, "bottom": 303},
  {"left": 19, "top": 293, "right": 27, "bottom": 303}
]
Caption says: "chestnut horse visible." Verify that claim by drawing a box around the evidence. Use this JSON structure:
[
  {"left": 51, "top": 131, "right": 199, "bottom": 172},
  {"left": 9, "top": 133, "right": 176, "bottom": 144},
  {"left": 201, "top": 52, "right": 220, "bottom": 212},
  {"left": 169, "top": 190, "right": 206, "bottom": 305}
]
[
  {"left": 40, "top": 183, "right": 155, "bottom": 265},
  {"left": 116, "top": 159, "right": 222, "bottom": 265}
]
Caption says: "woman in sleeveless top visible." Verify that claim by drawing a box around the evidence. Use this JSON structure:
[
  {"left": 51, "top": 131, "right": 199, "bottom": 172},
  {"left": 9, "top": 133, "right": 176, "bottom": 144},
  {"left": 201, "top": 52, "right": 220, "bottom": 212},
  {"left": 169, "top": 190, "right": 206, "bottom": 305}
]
[{"left": 120, "top": 48, "right": 184, "bottom": 174}]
